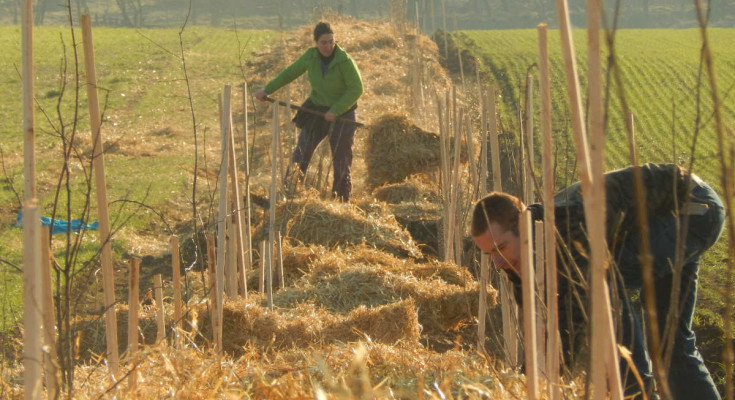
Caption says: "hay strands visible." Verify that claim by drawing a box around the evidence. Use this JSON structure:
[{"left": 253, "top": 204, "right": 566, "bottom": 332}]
[{"left": 262, "top": 96, "right": 365, "bottom": 127}]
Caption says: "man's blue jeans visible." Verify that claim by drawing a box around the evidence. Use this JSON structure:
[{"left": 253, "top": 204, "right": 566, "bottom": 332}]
[{"left": 613, "top": 178, "right": 725, "bottom": 399}]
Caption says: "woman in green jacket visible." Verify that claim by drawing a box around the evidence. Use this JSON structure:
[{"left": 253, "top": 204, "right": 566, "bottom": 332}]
[{"left": 255, "top": 22, "right": 364, "bottom": 202}]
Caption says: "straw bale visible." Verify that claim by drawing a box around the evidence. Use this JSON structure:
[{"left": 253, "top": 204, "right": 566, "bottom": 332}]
[
  {"left": 253, "top": 197, "right": 422, "bottom": 259},
  {"left": 364, "top": 113, "right": 441, "bottom": 187},
  {"left": 322, "top": 299, "right": 421, "bottom": 344},
  {"left": 372, "top": 176, "right": 439, "bottom": 204}
]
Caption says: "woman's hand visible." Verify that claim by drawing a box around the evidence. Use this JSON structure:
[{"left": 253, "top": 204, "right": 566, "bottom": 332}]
[
  {"left": 254, "top": 89, "right": 268, "bottom": 102},
  {"left": 324, "top": 112, "right": 336, "bottom": 122}
]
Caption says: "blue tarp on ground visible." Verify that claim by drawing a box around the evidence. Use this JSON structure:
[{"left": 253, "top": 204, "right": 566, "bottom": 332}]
[{"left": 15, "top": 211, "right": 99, "bottom": 235}]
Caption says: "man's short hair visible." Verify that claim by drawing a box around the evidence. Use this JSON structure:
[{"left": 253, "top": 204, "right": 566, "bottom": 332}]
[
  {"left": 313, "top": 22, "right": 334, "bottom": 42},
  {"left": 471, "top": 192, "right": 524, "bottom": 237}
]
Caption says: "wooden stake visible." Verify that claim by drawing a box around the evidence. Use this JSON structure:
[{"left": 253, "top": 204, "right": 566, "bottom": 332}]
[
  {"left": 225, "top": 217, "right": 237, "bottom": 298},
  {"left": 555, "top": 0, "right": 622, "bottom": 395},
  {"left": 534, "top": 220, "right": 547, "bottom": 378},
  {"left": 215, "top": 87, "right": 230, "bottom": 351},
  {"left": 489, "top": 86, "right": 519, "bottom": 367},
  {"left": 586, "top": 0, "right": 622, "bottom": 398},
  {"left": 225, "top": 85, "right": 247, "bottom": 299},
  {"left": 127, "top": 258, "right": 140, "bottom": 389},
  {"left": 154, "top": 274, "right": 165, "bottom": 344},
  {"left": 268, "top": 102, "right": 279, "bottom": 310},
  {"left": 40, "top": 226, "right": 58, "bottom": 399},
  {"left": 170, "top": 235, "right": 182, "bottom": 348},
  {"left": 477, "top": 87, "right": 490, "bottom": 353},
  {"left": 22, "top": 202, "right": 41, "bottom": 400},
  {"left": 21, "top": 9, "right": 41, "bottom": 395},
  {"left": 241, "top": 83, "right": 254, "bottom": 289},
  {"left": 81, "top": 13, "right": 119, "bottom": 376},
  {"left": 520, "top": 209, "right": 538, "bottom": 399},
  {"left": 259, "top": 240, "right": 266, "bottom": 293},
  {"left": 525, "top": 74, "right": 535, "bottom": 203},
  {"left": 277, "top": 232, "right": 285, "bottom": 289},
  {"left": 538, "top": 23, "right": 561, "bottom": 400},
  {"left": 447, "top": 87, "right": 461, "bottom": 265},
  {"left": 206, "top": 234, "right": 222, "bottom": 355},
  {"left": 437, "top": 93, "right": 450, "bottom": 262}
]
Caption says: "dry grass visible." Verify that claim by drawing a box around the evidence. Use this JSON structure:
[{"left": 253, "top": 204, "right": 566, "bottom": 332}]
[{"left": 3, "top": 14, "right": 579, "bottom": 400}]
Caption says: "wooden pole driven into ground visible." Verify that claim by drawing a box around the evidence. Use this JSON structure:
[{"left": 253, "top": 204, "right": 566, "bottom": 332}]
[
  {"left": 154, "top": 274, "right": 165, "bottom": 344},
  {"left": 525, "top": 74, "right": 535, "bottom": 203},
  {"left": 554, "top": 0, "right": 622, "bottom": 396},
  {"left": 225, "top": 217, "right": 237, "bottom": 298},
  {"left": 520, "top": 209, "right": 539, "bottom": 399},
  {"left": 241, "top": 83, "right": 254, "bottom": 288},
  {"left": 586, "top": 0, "right": 623, "bottom": 398},
  {"left": 21, "top": 13, "right": 41, "bottom": 395},
  {"left": 206, "top": 234, "right": 222, "bottom": 355},
  {"left": 21, "top": 5, "right": 40, "bottom": 389},
  {"left": 268, "top": 103, "right": 279, "bottom": 310},
  {"left": 225, "top": 86, "right": 247, "bottom": 299},
  {"left": 216, "top": 87, "right": 231, "bottom": 348},
  {"left": 487, "top": 86, "right": 519, "bottom": 367},
  {"left": 127, "top": 258, "right": 140, "bottom": 389},
  {"left": 538, "top": 22, "right": 561, "bottom": 400},
  {"left": 170, "top": 235, "right": 182, "bottom": 348},
  {"left": 259, "top": 240, "right": 266, "bottom": 293},
  {"left": 437, "top": 93, "right": 450, "bottom": 262},
  {"left": 534, "top": 220, "right": 547, "bottom": 378},
  {"left": 81, "top": 13, "right": 119, "bottom": 376},
  {"left": 477, "top": 87, "right": 490, "bottom": 352},
  {"left": 277, "top": 232, "right": 285, "bottom": 289},
  {"left": 40, "top": 226, "right": 58, "bottom": 399},
  {"left": 21, "top": 6, "right": 42, "bottom": 393}
]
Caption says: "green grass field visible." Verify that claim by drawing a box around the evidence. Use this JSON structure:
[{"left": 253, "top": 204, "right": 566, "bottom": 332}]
[
  {"left": 457, "top": 28, "right": 734, "bottom": 186},
  {"left": 0, "top": 24, "right": 274, "bottom": 331}
]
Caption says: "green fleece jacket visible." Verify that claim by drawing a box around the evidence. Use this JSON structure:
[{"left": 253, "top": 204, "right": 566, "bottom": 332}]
[{"left": 264, "top": 45, "right": 364, "bottom": 117}]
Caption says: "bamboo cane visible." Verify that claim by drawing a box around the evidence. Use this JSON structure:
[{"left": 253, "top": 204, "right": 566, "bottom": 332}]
[
  {"left": 154, "top": 274, "right": 165, "bottom": 344},
  {"left": 81, "top": 14, "right": 119, "bottom": 376},
  {"left": 40, "top": 226, "right": 57, "bottom": 399},
  {"left": 127, "top": 258, "right": 140, "bottom": 389},
  {"left": 170, "top": 235, "right": 182, "bottom": 348},
  {"left": 520, "top": 209, "right": 538, "bottom": 399},
  {"left": 538, "top": 23, "right": 561, "bottom": 400}
]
